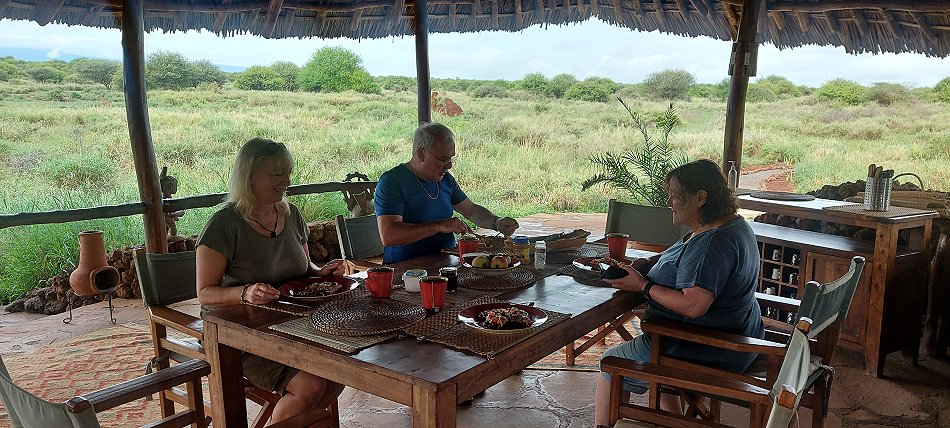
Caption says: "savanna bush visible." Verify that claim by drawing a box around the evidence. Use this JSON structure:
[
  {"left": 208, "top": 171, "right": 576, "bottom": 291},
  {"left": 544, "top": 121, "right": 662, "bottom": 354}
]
[
  {"left": 643, "top": 69, "right": 695, "bottom": 101},
  {"left": 146, "top": 51, "right": 194, "bottom": 90},
  {"left": 518, "top": 72, "right": 550, "bottom": 97},
  {"left": 26, "top": 66, "right": 65, "bottom": 83},
  {"left": 0, "top": 61, "right": 19, "bottom": 81},
  {"left": 815, "top": 79, "right": 867, "bottom": 105},
  {"left": 378, "top": 75, "right": 416, "bottom": 92},
  {"left": 746, "top": 83, "right": 778, "bottom": 103},
  {"left": 269, "top": 61, "right": 299, "bottom": 91},
  {"left": 564, "top": 80, "right": 611, "bottom": 102},
  {"left": 935, "top": 77, "right": 950, "bottom": 102},
  {"left": 69, "top": 58, "right": 121, "bottom": 88},
  {"left": 190, "top": 59, "right": 226, "bottom": 87},
  {"left": 867, "top": 82, "right": 909, "bottom": 106},
  {"left": 234, "top": 65, "right": 284, "bottom": 91},
  {"left": 297, "top": 47, "right": 380, "bottom": 94},
  {"left": 40, "top": 153, "right": 116, "bottom": 189},
  {"left": 547, "top": 73, "right": 577, "bottom": 98},
  {"left": 468, "top": 83, "right": 508, "bottom": 98},
  {"left": 756, "top": 75, "right": 802, "bottom": 98}
]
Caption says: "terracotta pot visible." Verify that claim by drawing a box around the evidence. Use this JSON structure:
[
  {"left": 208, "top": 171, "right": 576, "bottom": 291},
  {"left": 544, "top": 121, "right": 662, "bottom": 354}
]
[{"left": 69, "top": 230, "right": 119, "bottom": 297}]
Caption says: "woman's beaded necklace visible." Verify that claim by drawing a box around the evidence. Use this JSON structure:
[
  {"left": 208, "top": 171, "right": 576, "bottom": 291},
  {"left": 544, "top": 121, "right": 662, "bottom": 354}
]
[{"left": 251, "top": 205, "right": 279, "bottom": 238}]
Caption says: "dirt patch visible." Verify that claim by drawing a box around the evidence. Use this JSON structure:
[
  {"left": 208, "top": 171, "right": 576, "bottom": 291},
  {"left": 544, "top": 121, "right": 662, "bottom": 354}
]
[{"left": 761, "top": 171, "right": 796, "bottom": 192}]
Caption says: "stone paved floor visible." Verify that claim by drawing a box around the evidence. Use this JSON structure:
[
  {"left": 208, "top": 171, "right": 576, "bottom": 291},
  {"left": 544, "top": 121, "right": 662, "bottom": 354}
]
[{"left": 3, "top": 211, "right": 949, "bottom": 427}]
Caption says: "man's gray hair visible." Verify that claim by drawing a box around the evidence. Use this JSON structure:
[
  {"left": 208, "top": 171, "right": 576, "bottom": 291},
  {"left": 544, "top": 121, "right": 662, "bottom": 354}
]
[{"left": 413, "top": 122, "right": 454, "bottom": 153}]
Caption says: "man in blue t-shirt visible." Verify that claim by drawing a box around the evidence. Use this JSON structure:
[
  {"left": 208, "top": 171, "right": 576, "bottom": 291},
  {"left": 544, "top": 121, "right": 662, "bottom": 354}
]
[{"left": 374, "top": 123, "right": 519, "bottom": 264}]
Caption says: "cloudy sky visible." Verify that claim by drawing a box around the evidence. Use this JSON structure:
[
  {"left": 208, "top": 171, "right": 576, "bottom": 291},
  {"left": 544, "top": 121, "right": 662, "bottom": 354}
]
[{"left": 2, "top": 17, "right": 950, "bottom": 87}]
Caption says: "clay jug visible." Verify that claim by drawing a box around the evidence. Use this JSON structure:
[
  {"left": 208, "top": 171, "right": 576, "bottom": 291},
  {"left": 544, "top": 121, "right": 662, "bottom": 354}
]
[{"left": 69, "top": 230, "right": 119, "bottom": 297}]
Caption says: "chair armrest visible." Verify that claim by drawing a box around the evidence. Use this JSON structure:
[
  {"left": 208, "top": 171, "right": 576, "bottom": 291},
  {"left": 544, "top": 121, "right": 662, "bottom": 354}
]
[
  {"left": 66, "top": 359, "right": 210, "bottom": 413},
  {"left": 642, "top": 318, "right": 787, "bottom": 357},
  {"left": 601, "top": 356, "right": 771, "bottom": 405},
  {"left": 149, "top": 306, "right": 203, "bottom": 340},
  {"left": 755, "top": 292, "right": 800, "bottom": 313}
]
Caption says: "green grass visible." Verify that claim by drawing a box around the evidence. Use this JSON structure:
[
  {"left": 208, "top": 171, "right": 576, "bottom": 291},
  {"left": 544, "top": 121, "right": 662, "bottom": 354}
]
[{"left": 1, "top": 81, "right": 949, "bottom": 302}]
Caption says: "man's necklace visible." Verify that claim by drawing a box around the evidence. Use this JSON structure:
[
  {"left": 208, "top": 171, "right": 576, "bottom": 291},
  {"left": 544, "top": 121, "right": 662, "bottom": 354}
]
[
  {"left": 251, "top": 205, "right": 279, "bottom": 238},
  {"left": 414, "top": 173, "right": 441, "bottom": 200}
]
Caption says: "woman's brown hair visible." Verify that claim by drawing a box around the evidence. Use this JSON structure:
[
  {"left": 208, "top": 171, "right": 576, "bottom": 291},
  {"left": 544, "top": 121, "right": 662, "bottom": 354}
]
[{"left": 665, "top": 159, "right": 738, "bottom": 224}]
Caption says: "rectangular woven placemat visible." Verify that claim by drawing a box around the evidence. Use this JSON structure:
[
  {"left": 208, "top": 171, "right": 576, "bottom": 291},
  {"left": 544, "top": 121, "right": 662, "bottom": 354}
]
[
  {"left": 407, "top": 297, "right": 572, "bottom": 359},
  {"left": 822, "top": 203, "right": 938, "bottom": 218},
  {"left": 269, "top": 316, "right": 398, "bottom": 354}
]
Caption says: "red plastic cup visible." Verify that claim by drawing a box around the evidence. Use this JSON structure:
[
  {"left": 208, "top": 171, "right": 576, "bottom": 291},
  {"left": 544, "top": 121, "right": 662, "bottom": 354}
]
[
  {"left": 457, "top": 236, "right": 480, "bottom": 256},
  {"left": 366, "top": 267, "right": 394, "bottom": 298},
  {"left": 420, "top": 276, "right": 448, "bottom": 311},
  {"left": 606, "top": 233, "right": 630, "bottom": 261}
]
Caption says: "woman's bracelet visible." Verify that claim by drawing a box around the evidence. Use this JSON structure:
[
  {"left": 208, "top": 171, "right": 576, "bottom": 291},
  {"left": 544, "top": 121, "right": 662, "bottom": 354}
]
[{"left": 240, "top": 284, "right": 252, "bottom": 304}]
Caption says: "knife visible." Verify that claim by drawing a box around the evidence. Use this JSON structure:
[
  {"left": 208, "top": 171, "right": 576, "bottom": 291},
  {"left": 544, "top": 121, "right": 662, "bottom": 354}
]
[{"left": 275, "top": 298, "right": 313, "bottom": 309}]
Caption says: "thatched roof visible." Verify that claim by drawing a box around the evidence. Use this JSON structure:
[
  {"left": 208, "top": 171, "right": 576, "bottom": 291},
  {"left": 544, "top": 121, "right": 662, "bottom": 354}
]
[{"left": 2, "top": 1, "right": 949, "bottom": 57}]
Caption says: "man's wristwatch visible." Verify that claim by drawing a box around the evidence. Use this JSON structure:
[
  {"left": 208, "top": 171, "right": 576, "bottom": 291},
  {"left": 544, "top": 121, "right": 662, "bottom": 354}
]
[{"left": 642, "top": 280, "right": 656, "bottom": 301}]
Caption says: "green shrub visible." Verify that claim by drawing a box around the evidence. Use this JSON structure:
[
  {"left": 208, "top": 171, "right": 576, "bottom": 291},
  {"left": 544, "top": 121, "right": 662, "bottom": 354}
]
[
  {"left": 269, "top": 61, "right": 299, "bottom": 91},
  {"left": 190, "top": 59, "right": 226, "bottom": 87},
  {"left": 234, "top": 65, "right": 284, "bottom": 91},
  {"left": 40, "top": 153, "right": 116, "bottom": 190},
  {"left": 297, "top": 46, "right": 381, "bottom": 94},
  {"left": 746, "top": 82, "right": 778, "bottom": 103},
  {"left": 935, "top": 77, "right": 950, "bottom": 102},
  {"left": 643, "top": 69, "right": 695, "bottom": 101},
  {"left": 867, "top": 82, "right": 909, "bottom": 106},
  {"left": 547, "top": 73, "right": 577, "bottom": 98},
  {"left": 755, "top": 75, "right": 802, "bottom": 98},
  {"left": 69, "top": 58, "right": 121, "bottom": 88},
  {"left": 518, "top": 72, "right": 550, "bottom": 97},
  {"left": 468, "top": 83, "right": 508, "bottom": 98},
  {"left": 26, "top": 66, "right": 65, "bottom": 83},
  {"left": 378, "top": 75, "right": 416, "bottom": 92},
  {"left": 564, "top": 80, "right": 610, "bottom": 102},
  {"left": 146, "top": 51, "right": 194, "bottom": 90},
  {"left": 815, "top": 79, "right": 867, "bottom": 105},
  {"left": 0, "top": 62, "right": 19, "bottom": 81}
]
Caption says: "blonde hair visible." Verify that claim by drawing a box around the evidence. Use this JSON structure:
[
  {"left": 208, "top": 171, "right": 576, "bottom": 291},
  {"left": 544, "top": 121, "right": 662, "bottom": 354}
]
[{"left": 226, "top": 138, "right": 293, "bottom": 220}]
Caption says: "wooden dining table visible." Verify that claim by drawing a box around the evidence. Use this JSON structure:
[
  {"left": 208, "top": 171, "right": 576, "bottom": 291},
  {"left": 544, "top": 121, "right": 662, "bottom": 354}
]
[{"left": 202, "top": 250, "right": 646, "bottom": 428}]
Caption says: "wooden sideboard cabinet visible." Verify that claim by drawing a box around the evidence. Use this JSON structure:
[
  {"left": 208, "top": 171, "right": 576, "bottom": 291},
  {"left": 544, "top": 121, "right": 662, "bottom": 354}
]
[{"left": 740, "top": 195, "right": 937, "bottom": 377}]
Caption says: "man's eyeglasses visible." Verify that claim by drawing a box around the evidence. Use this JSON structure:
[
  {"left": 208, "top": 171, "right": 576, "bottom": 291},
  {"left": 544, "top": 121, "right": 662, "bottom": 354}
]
[
  {"left": 424, "top": 148, "right": 455, "bottom": 165},
  {"left": 253, "top": 142, "right": 286, "bottom": 160}
]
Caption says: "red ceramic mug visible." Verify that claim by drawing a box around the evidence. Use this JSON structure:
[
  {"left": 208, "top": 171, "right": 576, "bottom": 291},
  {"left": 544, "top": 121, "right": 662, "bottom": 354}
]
[
  {"left": 419, "top": 276, "right": 448, "bottom": 311},
  {"left": 366, "top": 266, "right": 394, "bottom": 298},
  {"left": 606, "top": 233, "right": 629, "bottom": 261},
  {"left": 457, "top": 235, "right": 480, "bottom": 256}
]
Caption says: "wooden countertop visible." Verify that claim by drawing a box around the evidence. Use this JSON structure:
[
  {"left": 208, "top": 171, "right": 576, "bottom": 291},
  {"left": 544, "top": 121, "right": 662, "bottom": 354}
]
[{"left": 738, "top": 194, "right": 938, "bottom": 226}]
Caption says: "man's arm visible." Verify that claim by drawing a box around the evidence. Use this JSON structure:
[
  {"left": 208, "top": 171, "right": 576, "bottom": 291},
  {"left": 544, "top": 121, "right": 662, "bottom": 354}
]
[
  {"left": 454, "top": 199, "right": 519, "bottom": 236},
  {"left": 376, "top": 214, "right": 469, "bottom": 246}
]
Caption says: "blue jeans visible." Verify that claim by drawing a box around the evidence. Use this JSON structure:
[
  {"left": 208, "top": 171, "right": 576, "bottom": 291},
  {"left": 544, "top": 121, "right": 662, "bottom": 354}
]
[{"left": 600, "top": 334, "right": 652, "bottom": 394}]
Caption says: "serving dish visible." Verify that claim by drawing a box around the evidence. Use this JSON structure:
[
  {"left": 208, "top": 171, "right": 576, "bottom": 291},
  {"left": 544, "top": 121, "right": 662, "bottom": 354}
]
[
  {"left": 461, "top": 252, "right": 521, "bottom": 277},
  {"left": 278, "top": 275, "right": 358, "bottom": 301},
  {"left": 458, "top": 302, "right": 547, "bottom": 333}
]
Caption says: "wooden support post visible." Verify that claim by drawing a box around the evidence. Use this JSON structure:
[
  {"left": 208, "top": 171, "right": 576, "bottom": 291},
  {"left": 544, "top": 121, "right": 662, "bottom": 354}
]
[
  {"left": 121, "top": 0, "right": 167, "bottom": 254},
  {"left": 722, "top": 0, "right": 763, "bottom": 174},
  {"left": 413, "top": 0, "right": 431, "bottom": 124}
]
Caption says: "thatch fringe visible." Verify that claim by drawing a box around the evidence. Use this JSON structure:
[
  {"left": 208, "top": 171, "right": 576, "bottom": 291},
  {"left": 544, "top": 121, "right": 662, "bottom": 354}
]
[{"left": 1, "top": 0, "right": 948, "bottom": 57}]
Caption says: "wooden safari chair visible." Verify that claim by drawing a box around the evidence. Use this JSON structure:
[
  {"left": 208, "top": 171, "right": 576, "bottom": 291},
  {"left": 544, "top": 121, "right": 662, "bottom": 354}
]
[
  {"left": 602, "top": 256, "right": 866, "bottom": 428},
  {"left": 0, "top": 353, "right": 209, "bottom": 428},
  {"left": 334, "top": 214, "right": 384, "bottom": 273},
  {"left": 134, "top": 249, "right": 340, "bottom": 428}
]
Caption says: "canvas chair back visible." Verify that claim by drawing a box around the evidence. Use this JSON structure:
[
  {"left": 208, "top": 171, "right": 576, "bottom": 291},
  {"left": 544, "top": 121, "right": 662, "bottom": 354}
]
[
  {"left": 605, "top": 199, "right": 689, "bottom": 248},
  {"left": 796, "top": 256, "right": 866, "bottom": 340},
  {"left": 335, "top": 214, "right": 384, "bottom": 259},
  {"left": 136, "top": 250, "right": 197, "bottom": 307},
  {"left": 0, "top": 354, "right": 102, "bottom": 427},
  {"left": 766, "top": 319, "right": 814, "bottom": 428}
]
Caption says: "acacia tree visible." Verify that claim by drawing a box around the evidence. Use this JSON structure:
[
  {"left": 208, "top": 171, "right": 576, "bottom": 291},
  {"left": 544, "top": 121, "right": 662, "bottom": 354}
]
[
  {"left": 297, "top": 47, "right": 379, "bottom": 94},
  {"left": 643, "top": 69, "right": 696, "bottom": 101},
  {"left": 145, "top": 51, "right": 193, "bottom": 90},
  {"left": 70, "top": 58, "right": 121, "bottom": 88}
]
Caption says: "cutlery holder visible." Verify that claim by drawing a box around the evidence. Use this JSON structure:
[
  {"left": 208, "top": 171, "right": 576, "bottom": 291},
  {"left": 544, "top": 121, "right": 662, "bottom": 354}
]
[{"left": 864, "top": 176, "right": 893, "bottom": 211}]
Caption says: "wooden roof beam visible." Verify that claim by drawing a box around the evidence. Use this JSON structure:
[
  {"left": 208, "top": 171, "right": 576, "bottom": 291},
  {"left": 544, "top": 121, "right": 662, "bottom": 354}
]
[
  {"left": 388, "top": 0, "right": 405, "bottom": 31},
  {"left": 262, "top": 0, "right": 284, "bottom": 38},
  {"left": 535, "top": 0, "right": 544, "bottom": 20},
  {"left": 350, "top": 9, "right": 363, "bottom": 31},
  {"left": 590, "top": 0, "right": 599, "bottom": 16},
  {"left": 472, "top": 0, "right": 482, "bottom": 16},
  {"left": 910, "top": 11, "right": 938, "bottom": 44},
  {"left": 795, "top": 11, "right": 809, "bottom": 33},
  {"left": 881, "top": 9, "right": 901, "bottom": 39},
  {"left": 654, "top": 0, "right": 666, "bottom": 27},
  {"left": 515, "top": 0, "right": 523, "bottom": 27},
  {"left": 688, "top": 0, "right": 708, "bottom": 18},
  {"left": 577, "top": 0, "right": 586, "bottom": 16},
  {"left": 491, "top": 0, "right": 498, "bottom": 28},
  {"left": 33, "top": 0, "right": 66, "bottom": 26},
  {"left": 850, "top": 9, "right": 867, "bottom": 39}
]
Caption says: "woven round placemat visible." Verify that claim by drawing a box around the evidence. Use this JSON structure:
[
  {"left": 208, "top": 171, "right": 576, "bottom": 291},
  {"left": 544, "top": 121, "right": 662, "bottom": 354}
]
[
  {"left": 459, "top": 268, "right": 536, "bottom": 291},
  {"left": 309, "top": 296, "right": 425, "bottom": 337},
  {"left": 750, "top": 191, "right": 816, "bottom": 201}
]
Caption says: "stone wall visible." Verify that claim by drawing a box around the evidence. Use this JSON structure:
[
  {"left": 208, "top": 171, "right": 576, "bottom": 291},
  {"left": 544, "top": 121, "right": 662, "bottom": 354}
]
[{"left": 5, "top": 220, "right": 341, "bottom": 315}]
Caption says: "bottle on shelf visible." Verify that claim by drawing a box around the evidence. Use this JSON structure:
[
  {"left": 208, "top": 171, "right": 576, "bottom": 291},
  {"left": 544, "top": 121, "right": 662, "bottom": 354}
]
[{"left": 764, "top": 287, "right": 779, "bottom": 319}]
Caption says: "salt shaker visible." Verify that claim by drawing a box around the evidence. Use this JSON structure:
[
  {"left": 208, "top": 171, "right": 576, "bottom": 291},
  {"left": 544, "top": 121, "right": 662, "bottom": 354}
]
[{"left": 534, "top": 241, "right": 547, "bottom": 269}]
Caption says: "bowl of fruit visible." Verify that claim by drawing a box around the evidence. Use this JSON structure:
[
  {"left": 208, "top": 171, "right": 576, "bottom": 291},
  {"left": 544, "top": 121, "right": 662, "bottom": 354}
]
[{"left": 461, "top": 252, "right": 521, "bottom": 277}]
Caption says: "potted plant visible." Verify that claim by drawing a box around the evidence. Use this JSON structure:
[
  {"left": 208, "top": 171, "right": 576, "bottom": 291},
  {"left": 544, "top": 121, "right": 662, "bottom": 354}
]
[{"left": 582, "top": 99, "right": 689, "bottom": 249}]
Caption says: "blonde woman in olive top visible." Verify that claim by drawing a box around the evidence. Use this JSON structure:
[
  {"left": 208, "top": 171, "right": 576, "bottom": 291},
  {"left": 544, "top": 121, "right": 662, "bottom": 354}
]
[{"left": 197, "top": 138, "right": 345, "bottom": 424}]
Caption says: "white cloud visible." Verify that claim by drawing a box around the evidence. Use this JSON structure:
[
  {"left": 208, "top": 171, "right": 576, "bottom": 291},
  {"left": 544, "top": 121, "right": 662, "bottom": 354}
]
[
  {"left": 2, "top": 17, "right": 949, "bottom": 87},
  {"left": 45, "top": 48, "right": 61, "bottom": 59}
]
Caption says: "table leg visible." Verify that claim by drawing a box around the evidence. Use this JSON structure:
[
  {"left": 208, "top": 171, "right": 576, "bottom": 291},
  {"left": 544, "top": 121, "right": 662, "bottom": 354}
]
[
  {"left": 204, "top": 321, "right": 249, "bottom": 428},
  {"left": 412, "top": 383, "right": 457, "bottom": 428}
]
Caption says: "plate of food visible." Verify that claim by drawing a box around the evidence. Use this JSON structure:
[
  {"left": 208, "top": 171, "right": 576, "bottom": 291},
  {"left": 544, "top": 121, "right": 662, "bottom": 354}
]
[
  {"left": 461, "top": 252, "right": 521, "bottom": 277},
  {"left": 571, "top": 256, "right": 628, "bottom": 272},
  {"left": 458, "top": 303, "right": 548, "bottom": 333},
  {"left": 278, "top": 275, "right": 358, "bottom": 301}
]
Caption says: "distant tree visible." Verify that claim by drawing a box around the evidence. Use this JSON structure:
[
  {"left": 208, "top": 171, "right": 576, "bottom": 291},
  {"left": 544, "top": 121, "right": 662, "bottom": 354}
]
[
  {"left": 70, "top": 58, "right": 121, "bottom": 88},
  {"left": 190, "top": 59, "right": 226, "bottom": 86},
  {"left": 468, "top": 83, "right": 508, "bottom": 98},
  {"left": 518, "top": 72, "right": 549, "bottom": 96},
  {"left": 0, "top": 61, "right": 17, "bottom": 81},
  {"left": 547, "top": 73, "right": 577, "bottom": 98},
  {"left": 297, "top": 46, "right": 380, "bottom": 94},
  {"left": 145, "top": 51, "right": 193, "bottom": 90},
  {"left": 26, "top": 66, "right": 65, "bottom": 83},
  {"left": 867, "top": 82, "right": 909, "bottom": 106},
  {"left": 746, "top": 82, "right": 778, "bottom": 103},
  {"left": 234, "top": 65, "right": 283, "bottom": 90},
  {"left": 815, "top": 79, "right": 867, "bottom": 105},
  {"left": 687, "top": 82, "right": 725, "bottom": 101},
  {"left": 269, "top": 61, "right": 299, "bottom": 91},
  {"left": 643, "top": 69, "right": 695, "bottom": 101},
  {"left": 564, "top": 80, "right": 611, "bottom": 102},
  {"left": 755, "top": 75, "right": 802, "bottom": 98},
  {"left": 584, "top": 77, "right": 621, "bottom": 95},
  {"left": 378, "top": 75, "right": 416, "bottom": 92},
  {"left": 935, "top": 77, "right": 950, "bottom": 102}
]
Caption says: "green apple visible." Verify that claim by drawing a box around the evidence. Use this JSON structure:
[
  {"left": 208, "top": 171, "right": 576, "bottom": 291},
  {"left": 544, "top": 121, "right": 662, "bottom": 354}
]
[
  {"left": 472, "top": 255, "right": 490, "bottom": 268},
  {"left": 490, "top": 255, "right": 509, "bottom": 269}
]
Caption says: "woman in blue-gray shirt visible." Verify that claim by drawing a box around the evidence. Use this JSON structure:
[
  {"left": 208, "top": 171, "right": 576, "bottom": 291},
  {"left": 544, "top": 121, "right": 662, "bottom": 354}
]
[{"left": 594, "top": 159, "right": 764, "bottom": 426}]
